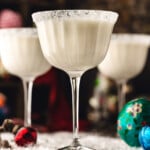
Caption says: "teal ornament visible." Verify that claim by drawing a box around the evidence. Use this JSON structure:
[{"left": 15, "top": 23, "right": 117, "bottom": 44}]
[
  {"left": 139, "top": 126, "right": 150, "bottom": 150},
  {"left": 117, "top": 98, "right": 150, "bottom": 147}
]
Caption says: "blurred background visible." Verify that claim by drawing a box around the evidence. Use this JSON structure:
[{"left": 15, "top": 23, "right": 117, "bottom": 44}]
[{"left": 0, "top": 0, "right": 149, "bottom": 136}]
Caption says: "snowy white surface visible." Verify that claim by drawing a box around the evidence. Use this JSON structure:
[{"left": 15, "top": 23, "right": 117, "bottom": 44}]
[{"left": 1, "top": 132, "right": 142, "bottom": 150}]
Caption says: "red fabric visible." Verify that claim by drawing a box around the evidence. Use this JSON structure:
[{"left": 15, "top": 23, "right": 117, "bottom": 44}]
[{"left": 35, "top": 68, "right": 57, "bottom": 107}]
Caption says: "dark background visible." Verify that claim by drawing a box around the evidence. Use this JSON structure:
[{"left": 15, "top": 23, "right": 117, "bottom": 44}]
[{"left": 0, "top": 0, "right": 149, "bottom": 131}]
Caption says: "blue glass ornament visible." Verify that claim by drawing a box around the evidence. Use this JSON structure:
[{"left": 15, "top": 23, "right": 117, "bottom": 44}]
[{"left": 139, "top": 126, "right": 150, "bottom": 150}]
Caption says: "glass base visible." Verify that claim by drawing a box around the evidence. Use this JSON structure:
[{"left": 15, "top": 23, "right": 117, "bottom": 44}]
[
  {"left": 58, "top": 138, "right": 95, "bottom": 150},
  {"left": 58, "top": 145, "right": 95, "bottom": 150}
]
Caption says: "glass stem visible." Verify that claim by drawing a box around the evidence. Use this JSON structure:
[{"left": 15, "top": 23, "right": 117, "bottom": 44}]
[
  {"left": 70, "top": 76, "right": 81, "bottom": 146},
  {"left": 22, "top": 79, "right": 34, "bottom": 127},
  {"left": 117, "top": 81, "right": 126, "bottom": 112}
]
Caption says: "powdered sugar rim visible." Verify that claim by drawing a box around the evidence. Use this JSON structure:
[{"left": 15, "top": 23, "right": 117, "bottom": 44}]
[
  {"left": 0, "top": 27, "right": 38, "bottom": 37},
  {"left": 32, "top": 10, "right": 118, "bottom": 23},
  {"left": 112, "top": 33, "right": 150, "bottom": 45}
]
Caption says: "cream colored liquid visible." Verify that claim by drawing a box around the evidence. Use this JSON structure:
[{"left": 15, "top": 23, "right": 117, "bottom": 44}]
[
  {"left": 0, "top": 30, "right": 50, "bottom": 80},
  {"left": 99, "top": 39, "right": 149, "bottom": 83},
  {"left": 36, "top": 19, "right": 115, "bottom": 76}
]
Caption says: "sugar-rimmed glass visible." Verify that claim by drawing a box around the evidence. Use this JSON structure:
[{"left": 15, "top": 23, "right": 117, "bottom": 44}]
[
  {"left": 0, "top": 28, "right": 51, "bottom": 126},
  {"left": 32, "top": 10, "right": 118, "bottom": 150},
  {"left": 99, "top": 34, "right": 150, "bottom": 112}
]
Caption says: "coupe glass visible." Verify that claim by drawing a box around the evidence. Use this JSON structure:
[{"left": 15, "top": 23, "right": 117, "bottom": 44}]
[
  {"left": 99, "top": 34, "right": 150, "bottom": 112},
  {"left": 32, "top": 10, "right": 118, "bottom": 150},
  {"left": 0, "top": 28, "right": 51, "bottom": 126}
]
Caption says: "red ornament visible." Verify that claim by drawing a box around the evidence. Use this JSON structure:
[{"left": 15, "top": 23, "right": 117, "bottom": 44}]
[
  {"left": 14, "top": 127, "right": 37, "bottom": 147},
  {"left": 141, "top": 121, "right": 147, "bottom": 126},
  {"left": 0, "top": 9, "right": 23, "bottom": 28}
]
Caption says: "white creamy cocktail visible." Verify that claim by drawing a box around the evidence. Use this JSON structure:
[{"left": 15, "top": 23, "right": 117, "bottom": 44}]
[
  {"left": 0, "top": 28, "right": 51, "bottom": 126},
  {"left": 32, "top": 10, "right": 118, "bottom": 150},
  {"left": 99, "top": 34, "right": 150, "bottom": 111}
]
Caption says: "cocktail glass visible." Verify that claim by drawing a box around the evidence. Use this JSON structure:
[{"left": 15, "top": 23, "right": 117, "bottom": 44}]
[
  {"left": 0, "top": 28, "right": 51, "bottom": 126},
  {"left": 98, "top": 34, "right": 150, "bottom": 112},
  {"left": 32, "top": 10, "right": 118, "bottom": 150}
]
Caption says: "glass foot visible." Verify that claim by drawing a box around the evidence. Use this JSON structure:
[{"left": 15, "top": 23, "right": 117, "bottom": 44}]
[
  {"left": 58, "top": 145, "right": 95, "bottom": 150},
  {"left": 58, "top": 138, "right": 95, "bottom": 150}
]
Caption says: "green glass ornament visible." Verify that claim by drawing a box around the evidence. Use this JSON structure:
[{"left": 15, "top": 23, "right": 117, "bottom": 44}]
[{"left": 117, "top": 98, "right": 150, "bottom": 147}]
